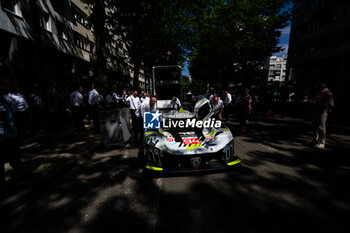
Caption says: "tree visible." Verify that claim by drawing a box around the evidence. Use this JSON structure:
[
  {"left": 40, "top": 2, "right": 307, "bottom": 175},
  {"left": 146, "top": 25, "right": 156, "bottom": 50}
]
[
  {"left": 82, "top": 0, "right": 291, "bottom": 91},
  {"left": 82, "top": 0, "right": 194, "bottom": 89},
  {"left": 182, "top": 75, "right": 190, "bottom": 91},
  {"left": 81, "top": 0, "right": 108, "bottom": 87},
  {"left": 188, "top": 0, "right": 291, "bottom": 87},
  {"left": 108, "top": 0, "right": 194, "bottom": 89}
]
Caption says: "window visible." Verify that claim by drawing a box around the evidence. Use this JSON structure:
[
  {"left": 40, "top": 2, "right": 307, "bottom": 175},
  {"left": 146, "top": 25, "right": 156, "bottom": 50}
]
[
  {"left": 74, "top": 6, "right": 89, "bottom": 28},
  {"left": 90, "top": 42, "right": 95, "bottom": 52},
  {"left": 39, "top": 11, "right": 52, "bottom": 32},
  {"left": 57, "top": 22, "right": 68, "bottom": 40},
  {"left": 75, "top": 33, "right": 91, "bottom": 51},
  {"left": 52, "top": 0, "right": 70, "bottom": 13},
  {"left": 2, "top": 0, "right": 22, "bottom": 17},
  {"left": 333, "top": 6, "right": 345, "bottom": 21}
]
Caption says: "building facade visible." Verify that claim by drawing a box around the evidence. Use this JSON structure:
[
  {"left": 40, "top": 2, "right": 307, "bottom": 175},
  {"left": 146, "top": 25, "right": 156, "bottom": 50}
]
[
  {"left": 287, "top": 0, "right": 350, "bottom": 112},
  {"left": 268, "top": 56, "right": 287, "bottom": 82},
  {"left": 0, "top": 0, "right": 145, "bottom": 95}
]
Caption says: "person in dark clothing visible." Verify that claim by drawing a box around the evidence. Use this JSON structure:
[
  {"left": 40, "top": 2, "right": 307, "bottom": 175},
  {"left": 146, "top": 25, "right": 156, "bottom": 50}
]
[
  {"left": 88, "top": 84, "right": 102, "bottom": 133},
  {"left": 29, "top": 86, "right": 43, "bottom": 134},
  {"left": 310, "top": 82, "right": 334, "bottom": 148},
  {"left": 211, "top": 96, "right": 224, "bottom": 120},
  {"left": 236, "top": 88, "right": 252, "bottom": 132},
  {"left": 0, "top": 76, "right": 22, "bottom": 186},
  {"left": 70, "top": 86, "right": 85, "bottom": 132},
  {"left": 127, "top": 90, "right": 142, "bottom": 146}
]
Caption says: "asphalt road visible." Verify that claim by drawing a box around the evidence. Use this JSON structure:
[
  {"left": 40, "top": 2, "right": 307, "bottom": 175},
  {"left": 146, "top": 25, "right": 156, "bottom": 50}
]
[{"left": 1, "top": 114, "right": 349, "bottom": 233}]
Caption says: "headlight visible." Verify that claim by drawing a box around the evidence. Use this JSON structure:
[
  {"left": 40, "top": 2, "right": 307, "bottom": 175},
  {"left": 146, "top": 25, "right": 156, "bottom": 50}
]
[
  {"left": 147, "top": 147, "right": 163, "bottom": 166},
  {"left": 223, "top": 140, "right": 234, "bottom": 161}
]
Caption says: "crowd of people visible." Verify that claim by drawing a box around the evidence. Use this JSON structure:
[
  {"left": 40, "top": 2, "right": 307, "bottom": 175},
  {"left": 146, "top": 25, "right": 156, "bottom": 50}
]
[
  {"left": 191, "top": 87, "right": 254, "bottom": 132},
  {"left": 0, "top": 72, "right": 335, "bottom": 187}
]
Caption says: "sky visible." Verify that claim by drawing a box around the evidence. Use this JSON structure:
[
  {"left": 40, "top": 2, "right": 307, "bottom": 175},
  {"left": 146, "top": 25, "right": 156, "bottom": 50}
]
[
  {"left": 275, "top": 1, "right": 293, "bottom": 57},
  {"left": 275, "top": 24, "right": 291, "bottom": 57},
  {"left": 183, "top": 3, "right": 292, "bottom": 77}
]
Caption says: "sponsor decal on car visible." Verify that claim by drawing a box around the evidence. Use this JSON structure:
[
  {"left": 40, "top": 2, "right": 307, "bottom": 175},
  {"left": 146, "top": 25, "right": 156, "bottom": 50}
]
[
  {"left": 204, "top": 129, "right": 216, "bottom": 139},
  {"left": 182, "top": 137, "right": 201, "bottom": 145},
  {"left": 186, "top": 144, "right": 203, "bottom": 151},
  {"left": 166, "top": 135, "right": 175, "bottom": 142}
]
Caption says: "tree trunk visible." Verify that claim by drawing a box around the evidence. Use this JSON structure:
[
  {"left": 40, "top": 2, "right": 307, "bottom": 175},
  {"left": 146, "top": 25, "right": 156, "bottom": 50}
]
[
  {"left": 92, "top": 0, "right": 107, "bottom": 87},
  {"left": 30, "top": 0, "right": 53, "bottom": 146},
  {"left": 133, "top": 61, "right": 141, "bottom": 90}
]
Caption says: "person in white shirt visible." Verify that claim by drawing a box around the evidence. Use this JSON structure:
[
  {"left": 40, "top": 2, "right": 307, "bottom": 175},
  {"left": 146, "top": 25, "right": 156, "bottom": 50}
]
[
  {"left": 140, "top": 92, "right": 150, "bottom": 104},
  {"left": 4, "top": 92, "right": 29, "bottom": 113},
  {"left": 224, "top": 90, "right": 232, "bottom": 105},
  {"left": 122, "top": 91, "right": 129, "bottom": 106},
  {"left": 70, "top": 86, "right": 85, "bottom": 132},
  {"left": 223, "top": 90, "right": 232, "bottom": 119},
  {"left": 70, "top": 86, "right": 84, "bottom": 107},
  {"left": 211, "top": 96, "right": 224, "bottom": 120},
  {"left": 170, "top": 96, "right": 182, "bottom": 110},
  {"left": 139, "top": 95, "right": 157, "bottom": 153},
  {"left": 88, "top": 85, "right": 101, "bottom": 133},
  {"left": 141, "top": 95, "right": 157, "bottom": 117},
  {"left": 127, "top": 90, "right": 142, "bottom": 145},
  {"left": 88, "top": 87, "right": 101, "bottom": 107},
  {"left": 4, "top": 90, "right": 30, "bottom": 134}
]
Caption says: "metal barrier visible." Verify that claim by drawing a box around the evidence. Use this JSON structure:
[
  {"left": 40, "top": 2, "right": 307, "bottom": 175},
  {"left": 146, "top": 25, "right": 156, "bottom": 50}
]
[{"left": 99, "top": 108, "right": 131, "bottom": 146}]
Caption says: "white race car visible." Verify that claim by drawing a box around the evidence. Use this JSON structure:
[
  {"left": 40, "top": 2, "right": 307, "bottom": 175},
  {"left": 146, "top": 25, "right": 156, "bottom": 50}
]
[{"left": 142, "top": 98, "right": 241, "bottom": 173}]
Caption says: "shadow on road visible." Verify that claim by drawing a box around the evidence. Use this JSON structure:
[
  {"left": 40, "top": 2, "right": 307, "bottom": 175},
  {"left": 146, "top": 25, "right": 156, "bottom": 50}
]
[
  {"left": 155, "top": 115, "right": 350, "bottom": 233},
  {"left": 0, "top": 126, "right": 157, "bottom": 233},
  {"left": 0, "top": 116, "right": 349, "bottom": 233}
]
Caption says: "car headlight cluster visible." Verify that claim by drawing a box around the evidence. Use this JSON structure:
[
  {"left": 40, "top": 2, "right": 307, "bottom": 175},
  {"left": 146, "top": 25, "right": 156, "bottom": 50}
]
[
  {"left": 223, "top": 141, "right": 234, "bottom": 161},
  {"left": 147, "top": 147, "right": 163, "bottom": 166}
]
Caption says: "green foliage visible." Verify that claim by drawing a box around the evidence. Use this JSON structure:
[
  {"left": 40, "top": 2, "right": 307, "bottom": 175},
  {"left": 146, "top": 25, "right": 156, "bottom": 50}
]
[
  {"left": 182, "top": 75, "right": 190, "bottom": 91},
  {"left": 81, "top": 0, "right": 291, "bottom": 89},
  {"left": 106, "top": 0, "right": 194, "bottom": 88},
  {"left": 188, "top": 0, "right": 291, "bottom": 86}
]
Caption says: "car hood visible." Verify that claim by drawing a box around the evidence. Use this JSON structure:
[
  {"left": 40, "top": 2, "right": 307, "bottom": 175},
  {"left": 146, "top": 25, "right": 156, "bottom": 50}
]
[{"left": 145, "top": 127, "right": 233, "bottom": 155}]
